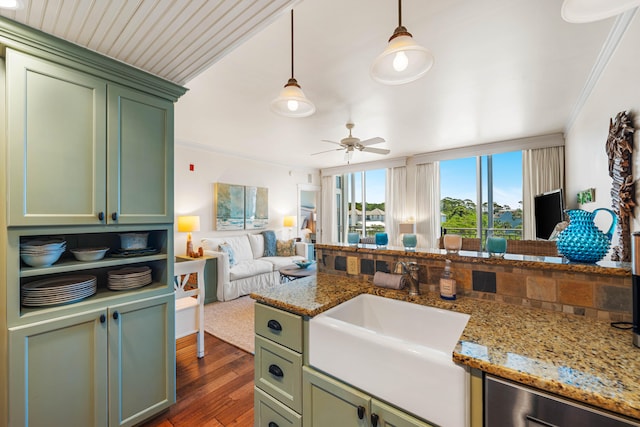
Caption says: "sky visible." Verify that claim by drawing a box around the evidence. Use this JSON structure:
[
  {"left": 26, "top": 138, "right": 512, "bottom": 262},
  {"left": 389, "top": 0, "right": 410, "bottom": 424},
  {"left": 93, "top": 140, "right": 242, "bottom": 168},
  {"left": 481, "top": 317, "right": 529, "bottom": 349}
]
[{"left": 357, "top": 151, "right": 523, "bottom": 208}]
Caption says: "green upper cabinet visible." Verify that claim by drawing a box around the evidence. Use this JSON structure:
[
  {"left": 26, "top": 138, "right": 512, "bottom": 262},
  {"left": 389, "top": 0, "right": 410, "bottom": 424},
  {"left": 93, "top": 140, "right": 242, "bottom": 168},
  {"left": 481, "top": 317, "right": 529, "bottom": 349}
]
[
  {"left": 6, "top": 48, "right": 174, "bottom": 226},
  {"left": 107, "top": 85, "right": 173, "bottom": 225}
]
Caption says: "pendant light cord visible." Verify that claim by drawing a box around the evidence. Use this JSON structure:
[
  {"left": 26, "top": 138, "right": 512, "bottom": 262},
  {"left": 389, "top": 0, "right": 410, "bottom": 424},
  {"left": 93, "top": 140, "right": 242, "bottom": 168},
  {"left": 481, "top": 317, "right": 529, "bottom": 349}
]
[
  {"left": 290, "top": 9, "right": 295, "bottom": 80},
  {"left": 398, "top": 0, "right": 402, "bottom": 27}
]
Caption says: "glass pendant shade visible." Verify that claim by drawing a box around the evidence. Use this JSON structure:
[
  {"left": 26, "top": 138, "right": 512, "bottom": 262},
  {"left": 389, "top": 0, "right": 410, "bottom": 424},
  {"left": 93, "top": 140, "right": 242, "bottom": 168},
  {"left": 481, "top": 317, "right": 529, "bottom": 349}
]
[
  {"left": 270, "top": 78, "right": 316, "bottom": 118},
  {"left": 561, "top": 0, "right": 640, "bottom": 23},
  {"left": 371, "top": 27, "right": 434, "bottom": 85}
]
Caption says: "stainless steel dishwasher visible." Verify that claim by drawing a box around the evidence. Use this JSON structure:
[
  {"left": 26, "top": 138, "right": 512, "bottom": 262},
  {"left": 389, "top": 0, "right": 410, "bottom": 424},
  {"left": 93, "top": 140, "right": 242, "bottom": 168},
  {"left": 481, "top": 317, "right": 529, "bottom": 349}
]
[{"left": 485, "top": 374, "right": 640, "bottom": 426}]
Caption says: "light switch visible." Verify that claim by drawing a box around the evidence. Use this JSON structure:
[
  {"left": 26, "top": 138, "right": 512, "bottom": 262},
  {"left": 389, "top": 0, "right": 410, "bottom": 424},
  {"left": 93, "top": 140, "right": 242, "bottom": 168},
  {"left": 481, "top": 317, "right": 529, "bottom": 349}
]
[{"left": 347, "top": 256, "right": 358, "bottom": 275}]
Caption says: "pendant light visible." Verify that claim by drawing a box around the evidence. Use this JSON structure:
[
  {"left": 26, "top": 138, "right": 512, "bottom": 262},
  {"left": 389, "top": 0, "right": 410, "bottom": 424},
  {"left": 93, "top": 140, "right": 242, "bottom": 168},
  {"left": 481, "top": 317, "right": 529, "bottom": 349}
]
[
  {"left": 561, "top": 0, "right": 640, "bottom": 23},
  {"left": 270, "top": 9, "right": 316, "bottom": 118},
  {"left": 370, "top": 0, "right": 434, "bottom": 85}
]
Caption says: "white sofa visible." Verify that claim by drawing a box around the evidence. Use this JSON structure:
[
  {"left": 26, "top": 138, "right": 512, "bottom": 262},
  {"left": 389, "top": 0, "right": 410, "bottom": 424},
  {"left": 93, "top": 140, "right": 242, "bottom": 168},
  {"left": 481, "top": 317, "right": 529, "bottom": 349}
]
[{"left": 202, "top": 233, "right": 309, "bottom": 301}]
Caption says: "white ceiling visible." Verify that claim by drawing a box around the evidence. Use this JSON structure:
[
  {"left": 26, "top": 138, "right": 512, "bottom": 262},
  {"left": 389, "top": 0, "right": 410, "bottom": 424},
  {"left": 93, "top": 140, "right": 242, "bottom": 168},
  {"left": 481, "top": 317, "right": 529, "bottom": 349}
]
[{"left": 0, "top": 0, "right": 622, "bottom": 170}]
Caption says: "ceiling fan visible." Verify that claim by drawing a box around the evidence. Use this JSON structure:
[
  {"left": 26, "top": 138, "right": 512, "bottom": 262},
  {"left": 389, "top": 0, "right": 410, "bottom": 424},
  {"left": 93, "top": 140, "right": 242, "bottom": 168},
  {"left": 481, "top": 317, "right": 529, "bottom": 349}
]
[{"left": 312, "top": 122, "right": 390, "bottom": 162}]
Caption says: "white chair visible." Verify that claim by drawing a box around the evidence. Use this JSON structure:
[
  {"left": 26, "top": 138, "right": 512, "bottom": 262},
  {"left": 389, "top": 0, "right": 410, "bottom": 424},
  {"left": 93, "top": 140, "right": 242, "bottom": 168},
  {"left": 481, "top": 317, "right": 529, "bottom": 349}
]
[{"left": 174, "top": 259, "right": 206, "bottom": 358}]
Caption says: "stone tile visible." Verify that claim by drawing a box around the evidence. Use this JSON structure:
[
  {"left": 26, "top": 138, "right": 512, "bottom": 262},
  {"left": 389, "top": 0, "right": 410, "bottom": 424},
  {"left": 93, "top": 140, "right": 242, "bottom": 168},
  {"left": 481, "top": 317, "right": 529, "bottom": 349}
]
[
  {"left": 496, "top": 272, "right": 526, "bottom": 297},
  {"left": 472, "top": 271, "right": 496, "bottom": 293},
  {"left": 558, "top": 280, "right": 593, "bottom": 307},
  {"left": 360, "top": 259, "right": 375, "bottom": 275},
  {"left": 335, "top": 256, "right": 346, "bottom": 271},
  {"left": 595, "top": 284, "right": 632, "bottom": 313},
  {"left": 526, "top": 276, "right": 557, "bottom": 302},
  {"left": 376, "top": 260, "right": 390, "bottom": 273}
]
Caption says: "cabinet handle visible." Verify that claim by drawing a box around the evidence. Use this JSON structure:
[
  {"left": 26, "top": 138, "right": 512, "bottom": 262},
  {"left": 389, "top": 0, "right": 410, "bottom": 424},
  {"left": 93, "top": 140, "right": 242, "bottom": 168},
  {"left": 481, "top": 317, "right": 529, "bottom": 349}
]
[
  {"left": 113, "top": 311, "right": 119, "bottom": 320},
  {"left": 525, "top": 415, "right": 557, "bottom": 427},
  {"left": 371, "top": 413, "right": 379, "bottom": 427},
  {"left": 98, "top": 212, "right": 105, "bottom": 221},
  {"left": 268, "top": 423, "right": 279, "bottom": 427},
  {"left": 100, "top": 314, "right": 106, "bottom": 323},
  {"left": 357, "top": 405, "right": 365, "bottom": 420},
  {"left": 267, "top": 319, "right": 282, "bottom": 331},
  {"left": 268, "top": 364, "right": 283, "bottom": 378},
  {"left": 111, "top": 212, "right": 118, "bottom": 221}
]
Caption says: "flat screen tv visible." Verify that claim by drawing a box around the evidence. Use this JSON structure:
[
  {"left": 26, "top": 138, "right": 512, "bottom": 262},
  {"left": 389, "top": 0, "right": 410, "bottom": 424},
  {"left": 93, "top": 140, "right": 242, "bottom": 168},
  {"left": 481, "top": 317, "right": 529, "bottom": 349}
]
[{"left": 534, "top": 189, "right": 564, "bottom": 240}]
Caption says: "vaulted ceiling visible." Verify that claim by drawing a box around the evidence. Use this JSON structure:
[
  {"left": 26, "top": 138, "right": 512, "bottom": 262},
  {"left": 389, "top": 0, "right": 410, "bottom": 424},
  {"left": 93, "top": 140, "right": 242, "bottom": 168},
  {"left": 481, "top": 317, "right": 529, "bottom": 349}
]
[{"left": 0, "top": 0, "right": 626, "bottom": 169}]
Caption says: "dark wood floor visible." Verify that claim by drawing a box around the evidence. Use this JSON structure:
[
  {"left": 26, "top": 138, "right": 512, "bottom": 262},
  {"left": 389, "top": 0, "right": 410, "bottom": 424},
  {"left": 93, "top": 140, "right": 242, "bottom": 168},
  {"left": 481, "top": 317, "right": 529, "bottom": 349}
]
[{"left": 140, "top": 333, "right": 255, "bottom": 427}]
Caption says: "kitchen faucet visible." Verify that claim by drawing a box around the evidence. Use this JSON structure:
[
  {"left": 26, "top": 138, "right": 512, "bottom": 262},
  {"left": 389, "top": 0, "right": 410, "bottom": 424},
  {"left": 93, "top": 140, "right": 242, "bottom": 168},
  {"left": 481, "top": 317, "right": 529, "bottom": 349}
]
[{"left": 395, "top": 261, "right": 420, "bottom": 296}]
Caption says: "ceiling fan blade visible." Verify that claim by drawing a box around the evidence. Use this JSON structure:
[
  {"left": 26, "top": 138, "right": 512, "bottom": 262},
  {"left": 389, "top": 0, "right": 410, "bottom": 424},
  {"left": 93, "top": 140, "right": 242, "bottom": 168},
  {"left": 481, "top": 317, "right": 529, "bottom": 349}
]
[
  {"left": 311, "top": 148, "right": 343, "bottom": 156},
  {"left": 358, "top": 137, "right": 385, "bottom": 146},
  {"left": 321, "top": 139, "right": 343, "bottom": 146},
  {"left": 361, "top": 147, "right": 390, "bottom": 155}
]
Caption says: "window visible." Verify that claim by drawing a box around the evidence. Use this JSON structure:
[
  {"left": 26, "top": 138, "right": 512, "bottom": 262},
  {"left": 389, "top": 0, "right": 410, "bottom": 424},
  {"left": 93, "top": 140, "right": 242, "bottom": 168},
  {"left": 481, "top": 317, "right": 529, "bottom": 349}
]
[
  {"left": 337, "top": 169, "right": 386, "bottom": 241},
  {"left": 440, "top": 151, "right": 522, "bottom": 241}
]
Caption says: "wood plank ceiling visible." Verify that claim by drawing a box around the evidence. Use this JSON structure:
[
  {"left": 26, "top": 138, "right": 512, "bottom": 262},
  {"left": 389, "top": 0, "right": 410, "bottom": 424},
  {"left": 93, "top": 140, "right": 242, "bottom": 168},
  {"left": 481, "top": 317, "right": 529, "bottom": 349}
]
[{"left": 0, "top": 0, "right": 297, "bottom": 85}]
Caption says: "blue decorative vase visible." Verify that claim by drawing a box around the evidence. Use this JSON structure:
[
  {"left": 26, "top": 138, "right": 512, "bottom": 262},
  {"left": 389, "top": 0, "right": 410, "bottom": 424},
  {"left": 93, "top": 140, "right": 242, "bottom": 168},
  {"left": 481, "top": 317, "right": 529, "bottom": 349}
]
[
  {"left": 347, "top": 232, "right": 360, "bottom": 245},
  {"left": 402, "top": 233, "right": 417, "bottom": 251},
  {"left": 375, "top": 232, "right": 389, "bottom": 248},
  {"left": 556, "top": 208, "right": 617, "bottom": 263}
]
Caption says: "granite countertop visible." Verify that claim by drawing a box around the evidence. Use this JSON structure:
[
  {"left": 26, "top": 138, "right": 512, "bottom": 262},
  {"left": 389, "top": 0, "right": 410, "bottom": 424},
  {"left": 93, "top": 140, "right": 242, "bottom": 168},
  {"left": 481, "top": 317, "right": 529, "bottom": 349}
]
[{"left": 251, "top": 273, "right": 640, "bottom": 421}]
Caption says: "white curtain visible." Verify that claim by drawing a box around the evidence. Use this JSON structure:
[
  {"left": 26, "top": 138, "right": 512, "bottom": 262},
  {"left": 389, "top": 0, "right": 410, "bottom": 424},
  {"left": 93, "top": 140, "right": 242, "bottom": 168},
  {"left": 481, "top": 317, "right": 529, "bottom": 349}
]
[
  {"left": 385, "top": 166, "right": 407, "bottom": 246},
  {"left": 320, "top": 175, "right": 337, "bottom": 243},
  {"left": 415, "top": 162, "right": 440, "bottom": 248},
  {"left": 522, "top": 146, "right": 565, "bottom": 239}
]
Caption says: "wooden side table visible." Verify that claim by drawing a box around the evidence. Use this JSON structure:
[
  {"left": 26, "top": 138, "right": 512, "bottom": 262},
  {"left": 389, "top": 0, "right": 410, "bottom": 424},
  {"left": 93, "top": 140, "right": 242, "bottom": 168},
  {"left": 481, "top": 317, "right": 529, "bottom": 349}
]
[{"left": 176, "top": 255, "right": 218, "bottom": 303}]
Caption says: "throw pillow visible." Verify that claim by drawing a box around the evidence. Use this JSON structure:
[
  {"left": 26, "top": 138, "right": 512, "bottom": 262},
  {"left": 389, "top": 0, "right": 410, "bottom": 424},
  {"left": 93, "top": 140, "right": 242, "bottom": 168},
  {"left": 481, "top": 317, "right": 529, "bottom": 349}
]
[
  {"left": 262, "top": 230, "right": 277, "bottom": 257},
  {"left": 218, "top": 242, "right": 237, "bottom": 266},
  {"left": 276, "top": 239, "right": 295, "bottom": 257}
]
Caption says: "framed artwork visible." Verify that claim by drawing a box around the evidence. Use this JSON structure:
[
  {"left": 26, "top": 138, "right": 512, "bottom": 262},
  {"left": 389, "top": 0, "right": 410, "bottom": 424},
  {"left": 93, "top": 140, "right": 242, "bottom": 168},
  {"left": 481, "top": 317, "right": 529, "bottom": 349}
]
[
  {"left": 245, "top": 186, "right": 269, "bottom": 229},
  {"left": 214, "top": 183, "right": 245, "bottom": 230}
]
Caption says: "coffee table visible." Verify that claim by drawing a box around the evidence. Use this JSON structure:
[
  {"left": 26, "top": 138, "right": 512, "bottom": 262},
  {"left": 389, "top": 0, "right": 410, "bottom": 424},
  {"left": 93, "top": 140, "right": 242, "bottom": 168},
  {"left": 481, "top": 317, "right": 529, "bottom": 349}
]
[{"left": 279, "top": 263, "right": 317, "bottom": 283}]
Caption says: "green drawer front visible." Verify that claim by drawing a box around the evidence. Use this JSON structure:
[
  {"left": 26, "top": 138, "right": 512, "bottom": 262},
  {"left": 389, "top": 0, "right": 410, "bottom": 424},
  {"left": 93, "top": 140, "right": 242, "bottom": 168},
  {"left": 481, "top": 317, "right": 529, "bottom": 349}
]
[
  {"left": 255, "top": 335, "right": 303, "bottom": 413},
  {"left": 254, "top": 386, "right": 302, "bottom": 427},
  {"left": 255, "top": 303, "right": 302, "bottom": 353}
]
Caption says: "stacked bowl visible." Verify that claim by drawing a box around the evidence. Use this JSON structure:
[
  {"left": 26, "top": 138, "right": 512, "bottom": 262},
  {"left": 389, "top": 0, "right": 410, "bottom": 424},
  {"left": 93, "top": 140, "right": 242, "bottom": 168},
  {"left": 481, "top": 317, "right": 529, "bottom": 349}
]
[{"left": 20, "top": 238, "right": 66, "bottom": 267}]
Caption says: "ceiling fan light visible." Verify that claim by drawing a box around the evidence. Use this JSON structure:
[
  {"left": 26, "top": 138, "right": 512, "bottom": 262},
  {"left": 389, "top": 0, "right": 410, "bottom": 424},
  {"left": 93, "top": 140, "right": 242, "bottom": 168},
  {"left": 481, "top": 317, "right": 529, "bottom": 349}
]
[
  {"left": 371, "top": 32, "right": 434, "bottom": 85},
  {"left": 561, "top": 0, "right": 640, "bottom": 23},
  {"left": 270, "top": 79, "right": 316, "bottom": 118}
]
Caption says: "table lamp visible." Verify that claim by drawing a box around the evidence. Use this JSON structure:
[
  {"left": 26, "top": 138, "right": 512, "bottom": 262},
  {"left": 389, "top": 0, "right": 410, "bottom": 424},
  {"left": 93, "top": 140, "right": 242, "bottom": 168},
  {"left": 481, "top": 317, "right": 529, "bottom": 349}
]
[
  {"left": 283, "top": 216, "right": 295, "bottom": 239},
  {"left": 177, "top": 215, "right": 200, "bottom": 257}
]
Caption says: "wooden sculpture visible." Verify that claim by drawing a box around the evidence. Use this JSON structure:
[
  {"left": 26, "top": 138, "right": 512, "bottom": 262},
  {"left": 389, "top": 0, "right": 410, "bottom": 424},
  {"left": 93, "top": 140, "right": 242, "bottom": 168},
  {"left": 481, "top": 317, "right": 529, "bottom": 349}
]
[{"left": 605, "top": 110, "right": 635, "bottom": 262}]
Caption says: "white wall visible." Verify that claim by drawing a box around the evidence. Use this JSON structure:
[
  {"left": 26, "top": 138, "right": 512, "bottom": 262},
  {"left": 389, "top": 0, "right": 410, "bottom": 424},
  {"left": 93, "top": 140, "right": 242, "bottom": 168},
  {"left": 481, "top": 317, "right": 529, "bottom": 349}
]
[
  {"left": 174, "top": 143, "right": 319, "bottom": 256},
  {"left": 565, "top": 12, "right": 640, "bottom": 234}
]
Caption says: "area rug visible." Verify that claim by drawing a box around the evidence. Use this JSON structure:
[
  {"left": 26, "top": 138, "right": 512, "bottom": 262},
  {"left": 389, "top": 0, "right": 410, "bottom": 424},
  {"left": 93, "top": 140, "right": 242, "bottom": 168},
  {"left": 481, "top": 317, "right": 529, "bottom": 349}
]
[{"left": 204, "top": 295, "right": 255, "bottom": 354}]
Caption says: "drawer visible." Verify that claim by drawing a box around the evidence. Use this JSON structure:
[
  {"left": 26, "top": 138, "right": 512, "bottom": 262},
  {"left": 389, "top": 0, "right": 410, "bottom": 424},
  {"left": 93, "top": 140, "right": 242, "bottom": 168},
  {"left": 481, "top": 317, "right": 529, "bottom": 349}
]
[
  {"left": 254, "top": 386, "right": 302, "bottom": 427},
  {"left": 255, "top": 335, "right": 303, "bottom": 413},
  {"left": 255, "top": 303, "right": 303, "bottom": 353}
]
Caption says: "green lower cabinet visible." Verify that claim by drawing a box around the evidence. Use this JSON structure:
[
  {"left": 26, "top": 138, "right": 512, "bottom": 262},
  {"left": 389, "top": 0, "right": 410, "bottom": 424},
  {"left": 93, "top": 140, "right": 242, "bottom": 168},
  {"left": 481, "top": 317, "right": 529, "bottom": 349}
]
[
  {"left": 303, "top": 366, "right": 434, "bottom": 427},
  {"left": 8, "top": 294, "right": 175, "bottom": 427},
  {"left": 9, "top": 308, "right": 109, "bottom": 427}
]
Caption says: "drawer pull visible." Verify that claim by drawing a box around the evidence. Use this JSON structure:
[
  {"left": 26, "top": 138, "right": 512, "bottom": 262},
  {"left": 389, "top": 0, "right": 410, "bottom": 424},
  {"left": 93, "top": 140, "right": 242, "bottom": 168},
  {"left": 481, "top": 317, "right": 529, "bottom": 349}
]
[
  {"left": 267, "top": 319, "right": 282, "bottom": 331},
  {"left": 268, "top": 423, "right": 279, "bottom": 427},
  {"left": 357, "top": 405, "right": 365, "bottom": 420},
  {"left": 268, "top": 364, "right": 284, "bottom": 378},
  {"left": 97, "top": 212, "right": 105, "bottom": 221},
  {"left": 371, "top": 413, "right": 379, "bottom": 427},
  {"left": 99, "top": 314, "right": 106, "bottom": 323},
  {"left": 113, "top": 311, "right": 119, "bottom": 320},
  {"left": 111, "top": 212, "right": 118, "bottom": 221}
]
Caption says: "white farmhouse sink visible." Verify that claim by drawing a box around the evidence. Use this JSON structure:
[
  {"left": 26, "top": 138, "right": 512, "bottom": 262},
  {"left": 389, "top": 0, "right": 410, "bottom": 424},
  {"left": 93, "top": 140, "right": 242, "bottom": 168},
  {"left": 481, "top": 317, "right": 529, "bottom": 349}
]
[{"left": 309, "top": 294, "right": 471, "bottom": 427}]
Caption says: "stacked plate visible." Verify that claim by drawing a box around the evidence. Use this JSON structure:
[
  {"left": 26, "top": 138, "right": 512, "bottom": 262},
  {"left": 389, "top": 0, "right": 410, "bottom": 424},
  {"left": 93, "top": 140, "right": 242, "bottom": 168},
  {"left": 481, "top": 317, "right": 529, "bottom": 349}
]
[
  {"left": 20, "top": 238, "right": 67, "bottom": 267},
  {"left": 21, "top": 275, "right": 97, "bottom": 307},
  {"left": 108, "top": 266, "right": 152, "bottom": 290}
]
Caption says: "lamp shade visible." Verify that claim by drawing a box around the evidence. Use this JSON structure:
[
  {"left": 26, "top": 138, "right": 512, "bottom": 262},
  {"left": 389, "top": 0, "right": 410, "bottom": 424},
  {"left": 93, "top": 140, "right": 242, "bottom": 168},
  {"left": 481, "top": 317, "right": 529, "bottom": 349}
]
[
  {"left": 177, "top": 215, "right": 200, "bottom": 233},
  {"left": 371, "top": 32, "right": 434, "bottom": 85},
  {"left": 398, "top": 222, "right": 415, "bottom": 234},
  {"left": 283, "top": 216, "right": 296, "bottom": 227},
  {"left": 561, "top": 0, "right": 640, "bottom": 23},
  {"left": 270, "top": 79, "right": 316, "bottom": 118}
]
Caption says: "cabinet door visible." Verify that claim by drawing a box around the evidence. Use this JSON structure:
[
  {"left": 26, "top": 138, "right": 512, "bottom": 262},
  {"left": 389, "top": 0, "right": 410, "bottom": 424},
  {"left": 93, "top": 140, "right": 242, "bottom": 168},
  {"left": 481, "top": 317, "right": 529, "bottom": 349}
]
[
  {"left": 371, "top": 399, "right": 434, "bottom": 427},
  {"left": 303, "top": 366, "right": 370, "bottom": 426},
  {"left": 6, "top": 48, "right": 107, "bottom": 226},
  {"left": 107, "top": 85, "right": 173, "bottom": 224},
  {"left": 108, "top": 294, "right": 175, "bottom": 427},
  {"left": 8, "top": 308, "right": 108, "bottom": 427}
]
